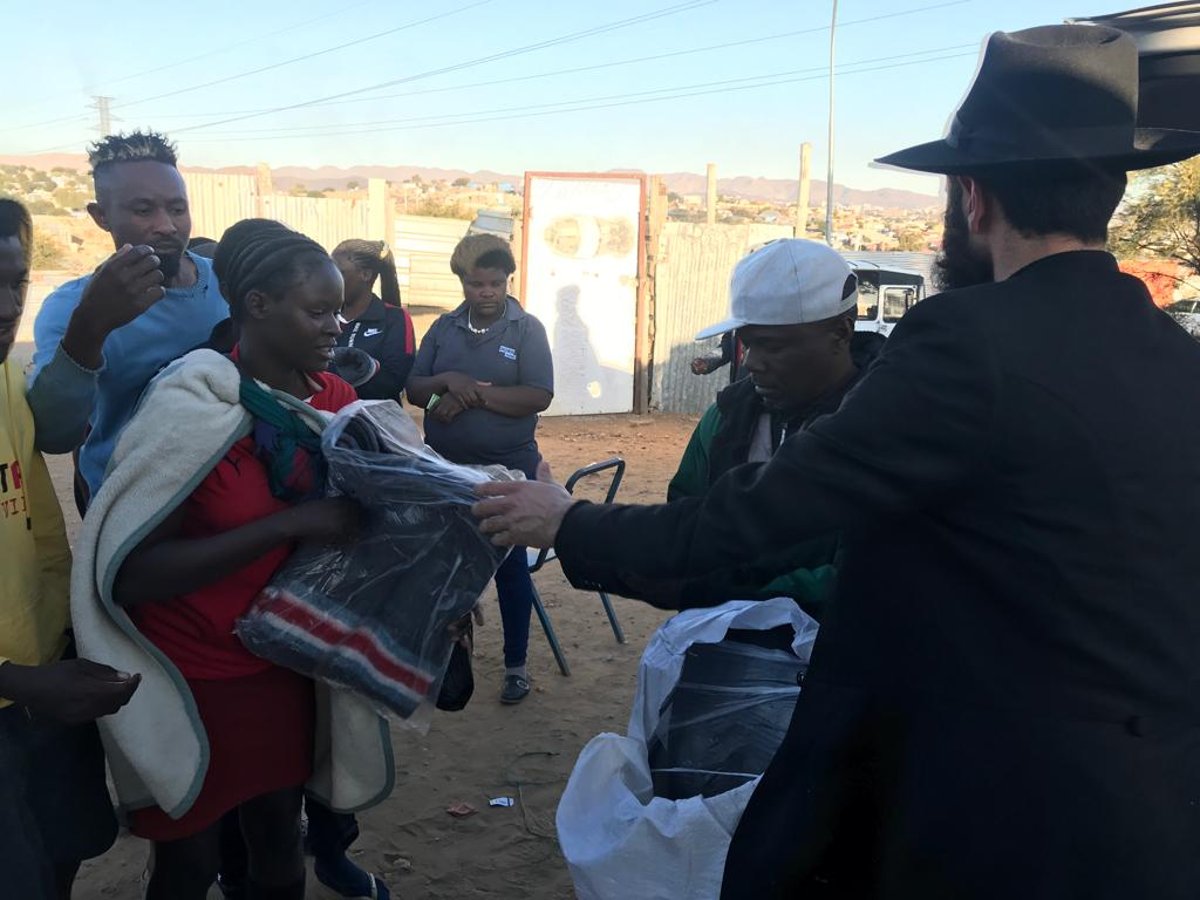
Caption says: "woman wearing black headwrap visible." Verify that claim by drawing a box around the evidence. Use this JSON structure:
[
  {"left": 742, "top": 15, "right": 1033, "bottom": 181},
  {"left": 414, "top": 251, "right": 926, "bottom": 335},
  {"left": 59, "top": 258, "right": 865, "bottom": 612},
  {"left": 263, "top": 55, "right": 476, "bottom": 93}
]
[
  {"left": 331, "top": 239, "right": 415, "bottom": 403},
  {"left": 110, "top": 219, "right": 362, "bottom": 900}
]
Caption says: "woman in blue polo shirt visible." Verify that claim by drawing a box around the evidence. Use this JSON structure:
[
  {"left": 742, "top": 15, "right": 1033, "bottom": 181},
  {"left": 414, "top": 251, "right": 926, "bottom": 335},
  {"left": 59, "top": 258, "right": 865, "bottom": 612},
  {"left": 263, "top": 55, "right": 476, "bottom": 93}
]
[{"left": 407, "top": 235, "right": 553, "bottom": 705}]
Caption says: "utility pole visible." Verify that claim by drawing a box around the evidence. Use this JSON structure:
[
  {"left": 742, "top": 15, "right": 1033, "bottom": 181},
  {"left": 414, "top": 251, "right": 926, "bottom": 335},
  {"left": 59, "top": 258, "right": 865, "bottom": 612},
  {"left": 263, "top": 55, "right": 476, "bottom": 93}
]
[
  {"left": 797, "top": 142, "right": 812, "bottom": 239},
  {"left": 825, "top": 0, "right": 838, "bottom": 247},
  {"left": 90, "top": 96, "right": 114, "bottom": 135}
]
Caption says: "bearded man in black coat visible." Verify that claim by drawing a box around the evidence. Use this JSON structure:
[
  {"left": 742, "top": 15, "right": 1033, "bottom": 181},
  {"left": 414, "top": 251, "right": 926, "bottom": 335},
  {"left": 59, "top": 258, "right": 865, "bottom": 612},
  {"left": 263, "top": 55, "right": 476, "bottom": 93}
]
[{"left": 474, "top": 24, "right": 1200, "bottom": 900}]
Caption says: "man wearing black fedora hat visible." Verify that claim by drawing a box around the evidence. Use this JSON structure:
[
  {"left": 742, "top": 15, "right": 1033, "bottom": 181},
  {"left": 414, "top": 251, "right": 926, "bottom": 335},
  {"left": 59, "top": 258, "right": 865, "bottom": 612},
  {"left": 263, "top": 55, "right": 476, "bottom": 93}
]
[{"left": 471, "top": 23, "right": 1200, "bottom": 900}]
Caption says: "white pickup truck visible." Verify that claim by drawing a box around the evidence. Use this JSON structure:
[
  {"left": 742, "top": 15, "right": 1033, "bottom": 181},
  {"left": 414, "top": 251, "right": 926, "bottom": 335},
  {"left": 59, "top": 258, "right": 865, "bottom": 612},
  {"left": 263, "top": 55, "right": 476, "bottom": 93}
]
[{"left": 844, "top": 258, "right": 926, "bottom": 337}]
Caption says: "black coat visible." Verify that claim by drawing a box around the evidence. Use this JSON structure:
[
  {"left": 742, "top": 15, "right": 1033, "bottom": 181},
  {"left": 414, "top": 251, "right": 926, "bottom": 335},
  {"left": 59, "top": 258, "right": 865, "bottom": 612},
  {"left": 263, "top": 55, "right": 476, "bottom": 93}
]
[
  {"left": 556, "top": 252, "right": 1200, "bottom": 899},
  {"left": 335, "top": 295, "right": 416, "bottom": 402}
]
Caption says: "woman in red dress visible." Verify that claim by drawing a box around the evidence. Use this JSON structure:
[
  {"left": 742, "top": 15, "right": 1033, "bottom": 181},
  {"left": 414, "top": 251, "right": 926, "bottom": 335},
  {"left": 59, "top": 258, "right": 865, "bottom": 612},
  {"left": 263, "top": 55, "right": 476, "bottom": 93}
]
[{"left": 112, "top": 219, "right": 360, "bottom": 900}]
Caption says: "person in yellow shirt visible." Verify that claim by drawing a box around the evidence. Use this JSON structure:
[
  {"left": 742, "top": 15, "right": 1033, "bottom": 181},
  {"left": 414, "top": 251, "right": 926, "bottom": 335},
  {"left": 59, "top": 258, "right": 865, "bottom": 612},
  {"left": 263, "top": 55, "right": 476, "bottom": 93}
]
[{"left": 0, "top": 198, "right": 140, "bottom": 899}]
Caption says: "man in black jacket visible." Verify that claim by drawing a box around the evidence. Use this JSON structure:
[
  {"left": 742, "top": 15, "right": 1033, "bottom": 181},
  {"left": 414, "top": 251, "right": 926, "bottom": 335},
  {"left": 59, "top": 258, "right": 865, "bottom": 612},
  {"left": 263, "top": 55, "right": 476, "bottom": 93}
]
[
  {"left": 474, "top": 24, "right": 1200, "bottom": 899},
  {"left": 668, "top": 239, "right": 885, "bottom": 619}
]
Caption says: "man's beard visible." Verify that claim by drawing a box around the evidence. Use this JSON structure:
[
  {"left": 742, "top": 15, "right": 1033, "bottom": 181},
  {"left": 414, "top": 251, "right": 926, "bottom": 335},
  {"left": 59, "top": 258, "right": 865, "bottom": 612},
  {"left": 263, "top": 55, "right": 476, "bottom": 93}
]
[
  {"left": 157, "top": 250, "right": 184, "bottom": 281},
  {"left": 934, "top": 180, "right": 994, "bottom": 292}
]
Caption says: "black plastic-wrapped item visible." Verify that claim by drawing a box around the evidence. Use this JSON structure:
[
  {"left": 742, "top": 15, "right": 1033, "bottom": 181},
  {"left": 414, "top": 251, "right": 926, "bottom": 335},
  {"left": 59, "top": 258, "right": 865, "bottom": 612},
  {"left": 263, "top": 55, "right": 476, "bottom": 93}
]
[
  {"left": 436, "top": 618, "right": 475, "bottom": 712},
  {"left": 238, "top": 401, "right": 518, "bottom": 726},
  {"left": 646, "top": 629, "right": 805, "bottom": 800}
]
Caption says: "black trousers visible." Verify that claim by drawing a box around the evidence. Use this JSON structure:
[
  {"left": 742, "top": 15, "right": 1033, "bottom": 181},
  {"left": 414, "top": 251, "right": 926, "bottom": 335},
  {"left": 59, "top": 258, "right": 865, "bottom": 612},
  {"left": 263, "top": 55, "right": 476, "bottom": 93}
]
[{"left": 221, "top": 796, "right": 358, "bottom": 879}]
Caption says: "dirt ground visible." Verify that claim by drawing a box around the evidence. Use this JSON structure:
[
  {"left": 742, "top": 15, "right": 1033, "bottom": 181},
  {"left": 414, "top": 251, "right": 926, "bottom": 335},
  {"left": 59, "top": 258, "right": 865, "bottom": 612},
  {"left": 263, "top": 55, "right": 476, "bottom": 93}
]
[{"left": 54, "top": 411, "right": 700, "bottom": 900}]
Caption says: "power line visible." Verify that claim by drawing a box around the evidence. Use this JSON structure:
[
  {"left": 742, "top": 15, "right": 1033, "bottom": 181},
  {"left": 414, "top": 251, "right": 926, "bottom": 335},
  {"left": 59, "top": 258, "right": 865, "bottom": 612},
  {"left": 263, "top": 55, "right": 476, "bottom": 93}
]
[
  {"left": 300, "top": 0, "right": 972, "bottom": 111},
  {"left": 98, "top": 0, "right": 377, "bottom": 90},
  {"left": 99, "top": 0, "right": 974, "bottom": 123},
  {"left": 110, "top": 0, "right": 495, "bottom": 112},
  {"left": 166, "top": 0, "right": 718, "bottom": 136},
  {"left": 198, "top": 45, "right": 976, "bottom": 139},
  {"left": 22, "top": 0, "right": 714, "bottom": 154},
  {"left": 9, "top": 0, "right": 378, "bottom": 129},
  {"left": 183, "top": 48, "right": 979, "bottom": 143},
  {"left": 14, "top": 0, "right": 973, "bottom": 156}
]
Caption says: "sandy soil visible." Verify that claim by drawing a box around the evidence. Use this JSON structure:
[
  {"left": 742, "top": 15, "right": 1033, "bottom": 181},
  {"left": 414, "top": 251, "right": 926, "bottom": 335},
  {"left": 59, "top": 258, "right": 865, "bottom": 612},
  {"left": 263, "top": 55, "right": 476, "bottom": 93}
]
[{"left": 56, "top": 411, "right": 700, "bottom": 900}]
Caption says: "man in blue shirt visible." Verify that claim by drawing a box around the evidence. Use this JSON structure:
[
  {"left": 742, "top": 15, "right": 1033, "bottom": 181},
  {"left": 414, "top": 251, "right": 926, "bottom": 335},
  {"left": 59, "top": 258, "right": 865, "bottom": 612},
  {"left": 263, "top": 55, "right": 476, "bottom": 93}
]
[{"left": 27, "top": 131, "right": 228, "bottom": 502}]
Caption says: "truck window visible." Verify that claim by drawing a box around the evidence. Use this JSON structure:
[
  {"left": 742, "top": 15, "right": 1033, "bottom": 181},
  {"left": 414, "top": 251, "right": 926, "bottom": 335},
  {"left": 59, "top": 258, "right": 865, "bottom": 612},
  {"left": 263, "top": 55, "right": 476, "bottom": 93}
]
[
  {"left": 883, "top": 286, "right": 917, "bottom": 323},
  {"left": 857, "top": 282, "right": 879, "bottom": 321}
]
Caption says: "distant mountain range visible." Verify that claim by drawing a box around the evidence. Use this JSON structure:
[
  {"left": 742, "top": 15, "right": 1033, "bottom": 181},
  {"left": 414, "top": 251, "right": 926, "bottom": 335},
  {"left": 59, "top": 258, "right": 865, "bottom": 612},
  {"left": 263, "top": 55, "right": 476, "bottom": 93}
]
[
  {"left": 654, "top": 172, "right": 939, "bottom": 211},
  {"left": 0, "top": 154, "right": 939, "bottom": 211}
]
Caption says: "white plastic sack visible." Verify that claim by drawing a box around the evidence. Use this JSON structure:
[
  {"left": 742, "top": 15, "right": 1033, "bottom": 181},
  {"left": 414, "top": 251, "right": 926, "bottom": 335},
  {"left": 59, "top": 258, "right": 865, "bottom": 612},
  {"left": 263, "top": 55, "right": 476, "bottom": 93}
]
[{"left": 557, "top": 599, "right": 820, "bottom": 900}]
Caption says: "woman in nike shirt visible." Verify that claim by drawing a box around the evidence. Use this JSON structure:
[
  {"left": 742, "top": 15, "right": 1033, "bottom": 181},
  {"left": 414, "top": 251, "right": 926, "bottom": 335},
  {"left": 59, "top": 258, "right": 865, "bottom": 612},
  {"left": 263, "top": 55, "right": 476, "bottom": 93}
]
[{"left": 331, "top": 239, "right": 415, "bottom": 402}]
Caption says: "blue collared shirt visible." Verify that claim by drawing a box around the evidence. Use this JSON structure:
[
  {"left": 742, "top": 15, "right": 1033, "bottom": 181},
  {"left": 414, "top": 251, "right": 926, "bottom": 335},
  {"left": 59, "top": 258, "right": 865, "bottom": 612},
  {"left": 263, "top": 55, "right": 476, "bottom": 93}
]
[{"left": 27, "top": 251, "right": 229, "bottom": 495}]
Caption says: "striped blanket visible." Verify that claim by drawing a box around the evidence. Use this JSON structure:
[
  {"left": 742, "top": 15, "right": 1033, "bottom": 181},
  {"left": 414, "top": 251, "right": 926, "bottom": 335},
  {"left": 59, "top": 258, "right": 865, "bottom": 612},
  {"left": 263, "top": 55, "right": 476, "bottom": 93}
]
[{"left": 238, "top": 401, "right": 517, "bottom": 721}]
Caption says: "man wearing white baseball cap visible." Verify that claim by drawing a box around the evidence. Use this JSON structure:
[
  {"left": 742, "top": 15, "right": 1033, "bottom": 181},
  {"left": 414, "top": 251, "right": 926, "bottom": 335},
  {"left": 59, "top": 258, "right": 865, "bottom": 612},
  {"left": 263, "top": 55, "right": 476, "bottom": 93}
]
[
  {"left": 695, "top": 237, "right": 859, "bottom": 339},
  {"left": 667, "top": 240, "right": 885, "bottom": 617}
]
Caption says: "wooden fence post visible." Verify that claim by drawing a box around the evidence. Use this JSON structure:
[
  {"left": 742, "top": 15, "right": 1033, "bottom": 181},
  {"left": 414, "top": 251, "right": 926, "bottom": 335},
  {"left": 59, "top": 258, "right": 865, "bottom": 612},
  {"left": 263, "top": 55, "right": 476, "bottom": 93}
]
[
  {"left": 368, "top": 178, "right": 389, "bottom": 243},
  {"left": 255, "top": 163, "right": 272, "bottom": 219},
  {"left": 635, "top": 176, "right": 669, "bottom": 414}
]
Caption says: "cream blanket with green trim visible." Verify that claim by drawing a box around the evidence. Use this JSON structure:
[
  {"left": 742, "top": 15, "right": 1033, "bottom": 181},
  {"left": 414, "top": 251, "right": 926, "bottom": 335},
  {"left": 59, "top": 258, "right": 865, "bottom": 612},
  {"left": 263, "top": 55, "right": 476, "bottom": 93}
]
[{"left": 70, "top": 349, "right": 394, "bottom": 820}]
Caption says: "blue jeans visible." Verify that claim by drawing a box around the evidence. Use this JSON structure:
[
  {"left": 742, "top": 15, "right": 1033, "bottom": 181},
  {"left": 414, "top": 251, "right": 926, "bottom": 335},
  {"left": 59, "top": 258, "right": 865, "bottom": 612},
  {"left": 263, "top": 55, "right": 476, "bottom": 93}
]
[
  {"left": 494, "top": 547, "right": 535, "bottom": 669},
  {"left": 304, "top": 797, "right": 358, "bottom": 858}
]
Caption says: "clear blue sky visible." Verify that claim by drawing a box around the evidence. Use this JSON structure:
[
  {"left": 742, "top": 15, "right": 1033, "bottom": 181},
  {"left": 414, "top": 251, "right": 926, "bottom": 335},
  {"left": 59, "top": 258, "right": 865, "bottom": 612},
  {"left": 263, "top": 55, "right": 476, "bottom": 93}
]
[{"left": 5, "top": 0, "right": 1114, "bottom": 195}]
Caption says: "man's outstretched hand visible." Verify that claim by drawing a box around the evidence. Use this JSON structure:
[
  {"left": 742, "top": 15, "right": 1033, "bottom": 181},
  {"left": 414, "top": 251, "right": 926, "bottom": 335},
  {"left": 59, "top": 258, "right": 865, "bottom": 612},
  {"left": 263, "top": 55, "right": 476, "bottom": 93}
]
[
  {"left": 473, "top": 461, "right": 573, "bottom": 549},
  {"left": 0, "top": 658, "right": 141, "bottom": 724}
]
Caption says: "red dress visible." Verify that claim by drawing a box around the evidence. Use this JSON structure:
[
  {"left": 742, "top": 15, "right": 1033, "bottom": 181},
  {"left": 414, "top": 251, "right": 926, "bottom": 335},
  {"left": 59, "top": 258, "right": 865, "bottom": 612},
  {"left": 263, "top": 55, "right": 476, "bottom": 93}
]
[{"left": 129, "top": 368, "right": 357, "bottom": 841}]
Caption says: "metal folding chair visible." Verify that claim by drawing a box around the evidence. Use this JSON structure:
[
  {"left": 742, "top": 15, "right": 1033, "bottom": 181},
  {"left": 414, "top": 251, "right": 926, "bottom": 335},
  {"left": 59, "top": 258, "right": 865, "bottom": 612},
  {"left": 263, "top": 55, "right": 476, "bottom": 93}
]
[{"left": 527, "top": 458, "right": 627, "bottom": 676}]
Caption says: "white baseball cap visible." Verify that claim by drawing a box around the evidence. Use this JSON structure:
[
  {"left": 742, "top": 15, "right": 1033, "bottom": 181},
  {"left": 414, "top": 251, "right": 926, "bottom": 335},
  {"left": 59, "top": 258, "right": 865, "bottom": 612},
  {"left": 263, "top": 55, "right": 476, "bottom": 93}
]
[{"left": 695, "top": 239, "right": 858, "bottom": 340}]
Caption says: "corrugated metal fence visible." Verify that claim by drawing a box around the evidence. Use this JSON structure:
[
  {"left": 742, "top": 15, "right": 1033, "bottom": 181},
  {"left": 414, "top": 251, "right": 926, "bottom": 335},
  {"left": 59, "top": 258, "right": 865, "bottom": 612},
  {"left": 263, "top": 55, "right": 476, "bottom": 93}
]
[
  {"left": 260, "top": 193, "right": 371, "bottom": 253},
  {"left": 183, "top": 171, "right": 370, "bottom": 251},
  {"left": 182, "top": 172, "right": 258, "bottom": 242},
  {"left": 180, "top": 172, "right": 479, "bottom": 312},
  {"left": 392, "top": 214, "right": 472, "bottom": 311},
  {"left": 650, "top": 223, "right": 791, "bottom": 414}
]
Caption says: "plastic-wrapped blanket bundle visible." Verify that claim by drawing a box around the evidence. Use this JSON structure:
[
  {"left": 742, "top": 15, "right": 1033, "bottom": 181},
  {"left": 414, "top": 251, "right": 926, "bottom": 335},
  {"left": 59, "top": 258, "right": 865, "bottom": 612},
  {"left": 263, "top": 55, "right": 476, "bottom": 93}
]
[
  {"left": 557, "top": 599, "right": 819, "bottom": 900},
  {"left": 646, "top": 628, "right": 806, "bottom": 800},
  {"left": 237, "top": 400, "right": 519, "bottom": 725}
]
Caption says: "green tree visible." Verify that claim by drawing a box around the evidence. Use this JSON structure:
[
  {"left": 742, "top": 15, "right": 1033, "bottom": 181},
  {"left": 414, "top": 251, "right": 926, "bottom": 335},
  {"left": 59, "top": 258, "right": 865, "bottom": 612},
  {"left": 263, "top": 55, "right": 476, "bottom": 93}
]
[
  {"left": 1110, "top": 159, "right": 1200, "bottom": 273},
  {"left": 347, "top": 180, "right": 361, "bottom": 190},
  {"left": 452, "top": 176, "right": 470, "bottom": 187}
]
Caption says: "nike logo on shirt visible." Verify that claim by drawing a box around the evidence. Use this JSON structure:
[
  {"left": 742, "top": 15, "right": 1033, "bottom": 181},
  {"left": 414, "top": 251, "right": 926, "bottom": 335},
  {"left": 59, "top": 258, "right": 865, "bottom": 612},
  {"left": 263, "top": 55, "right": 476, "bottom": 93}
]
[{"left": 363, "top": 328, "right": 383, "bottom": 338}]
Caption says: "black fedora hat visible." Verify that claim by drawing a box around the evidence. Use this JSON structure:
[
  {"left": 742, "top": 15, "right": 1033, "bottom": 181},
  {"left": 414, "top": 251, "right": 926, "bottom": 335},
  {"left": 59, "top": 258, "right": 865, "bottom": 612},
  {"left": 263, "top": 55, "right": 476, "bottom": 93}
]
[{"left": 877, "top": 23, "right": 1200, "bottom": 174}]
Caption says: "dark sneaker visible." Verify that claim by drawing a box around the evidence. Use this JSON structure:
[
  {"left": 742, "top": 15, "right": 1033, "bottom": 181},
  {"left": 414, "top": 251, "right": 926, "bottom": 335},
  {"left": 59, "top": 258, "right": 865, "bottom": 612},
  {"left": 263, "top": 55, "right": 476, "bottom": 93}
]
[
  {"left": 500, "top": 673, "right": 531, "bottom": 705},
  {"left": 313, "top": 853, "right": 391, "bottom": 899},
  {"left": 216, "top": 873, "right": 246, "bottom": 899}
]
